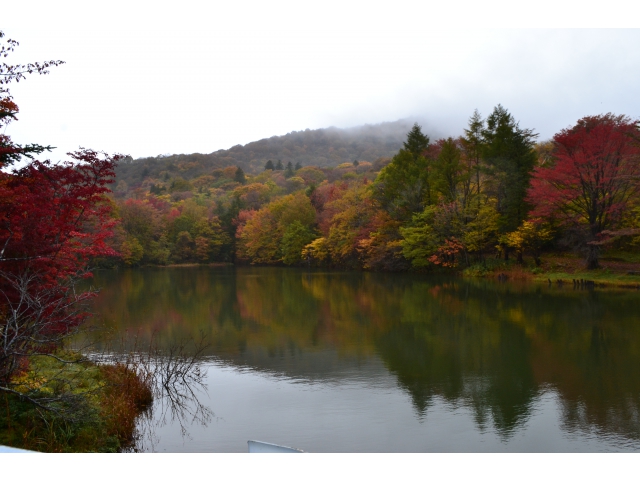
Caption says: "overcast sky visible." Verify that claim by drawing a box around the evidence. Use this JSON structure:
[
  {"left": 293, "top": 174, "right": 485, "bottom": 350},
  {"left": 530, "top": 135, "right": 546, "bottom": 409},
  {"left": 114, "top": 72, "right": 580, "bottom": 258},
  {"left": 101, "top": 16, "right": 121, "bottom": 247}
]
[{"left": 3, "top": 2, "right": 639, "bottom": 161}]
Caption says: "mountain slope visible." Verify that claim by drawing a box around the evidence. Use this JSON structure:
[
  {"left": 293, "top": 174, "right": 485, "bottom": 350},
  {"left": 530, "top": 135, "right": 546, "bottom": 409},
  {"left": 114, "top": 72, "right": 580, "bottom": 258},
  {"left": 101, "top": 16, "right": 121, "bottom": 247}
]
[{"left": 115, "top": 118, "right": 433, "bottom": 185}]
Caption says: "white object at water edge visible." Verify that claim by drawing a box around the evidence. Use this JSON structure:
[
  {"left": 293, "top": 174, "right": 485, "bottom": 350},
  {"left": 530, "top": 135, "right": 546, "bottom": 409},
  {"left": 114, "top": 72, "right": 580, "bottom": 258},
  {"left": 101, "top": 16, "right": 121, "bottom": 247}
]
[{"left": 247, "top": 440, "right": 304, "bottom": 453}]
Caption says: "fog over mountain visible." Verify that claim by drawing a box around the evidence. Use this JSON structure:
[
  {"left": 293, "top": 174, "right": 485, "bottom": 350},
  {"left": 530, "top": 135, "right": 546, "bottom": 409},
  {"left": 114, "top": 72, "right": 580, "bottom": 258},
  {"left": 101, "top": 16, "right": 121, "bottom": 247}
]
[
  {"left": 115, "top": 117, "right": 443, "bottom": 182},
  {"left": 5, "top": 3, "right": 637, "bottom": 164}
]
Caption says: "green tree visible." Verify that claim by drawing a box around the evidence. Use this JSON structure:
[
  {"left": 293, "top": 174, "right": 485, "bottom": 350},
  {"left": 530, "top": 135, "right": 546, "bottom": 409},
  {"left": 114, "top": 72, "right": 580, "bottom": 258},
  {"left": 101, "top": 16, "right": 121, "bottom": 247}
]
[
  {"left": 275, "top": 159, "right": 284, "bottom": 170},
  {"left": 404, "top": 123, "right": 430, "bottom": 156},
  {"left": 433, "top": 138, "right": 466, "bottom": 203},
  {"left": 118, "top": 199, "right": 164, "bottom": 264},
  {"left": 264, "top": 160, "right": 275, "bottom": 170},
  {"left": 234, "top": 167, "right": 247, "bottom": 185},
  {"left": 482, "top": 105, "right": 537, "bottom": 236},
  {"left": 284, "top": 161, "right": 295, "bottom": 179},
  {"left": 147, "top": 235, "right": 171, "bottom": 265},
  {"left": 173, "top": 231, "right": 195, "bottom": 262},
  {"left": 374, "top": 123, "right": 431, "bottom": 221},
  {"left": 400, "top": 207, "right": 441, "bottom": 268},
  {"left": 461, "top": 109, "right": 485, "bottom": 201},
  {"left": 401, "top": 197, "right": 493, "bottom": 269},
  {"left": 169, "top": 177, "right": 192, "bottom": 192},
  {"left": 121, "top": 237, "right": 144, "bottom": 266},
  {"left": 281, "top": 221, "right": 317, "bottom": 265},
  {"left": 149, "top": 183, "right": 165, "bottom": 195},
  {"left": 285, "top": 176, "right": 306, "bottom": 193}
]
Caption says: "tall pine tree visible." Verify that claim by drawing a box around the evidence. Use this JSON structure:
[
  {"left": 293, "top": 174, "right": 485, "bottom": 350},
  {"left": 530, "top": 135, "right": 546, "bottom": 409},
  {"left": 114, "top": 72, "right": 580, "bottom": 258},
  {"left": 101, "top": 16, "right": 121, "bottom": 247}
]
[
  {"left": 481, "top": 105, "right": 537, "bottom": 234},
  {"left": 284, "top": 161, "right": 294, "bottom": 178},
  {"left": 234, "top": 166, "right": 247, "bottom": 184},
  {"left": 374, "top": 123, "right": 432, "bottom": 221},
  {"left": 461, "top": 109, "right": 485, "bottom": 200}
]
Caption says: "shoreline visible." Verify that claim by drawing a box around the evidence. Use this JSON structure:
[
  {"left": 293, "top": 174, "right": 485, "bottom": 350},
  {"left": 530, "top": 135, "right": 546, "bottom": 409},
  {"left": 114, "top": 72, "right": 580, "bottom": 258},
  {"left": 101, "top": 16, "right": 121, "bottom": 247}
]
[
  {"left": 101, "top": 256, "right": 640, "bottom": 289},
  {"left": 0, "top": 351, "right": 152, "bottom": 452},
  {"left": 469, "top": 252, "right": 640, "bottom": 289}
]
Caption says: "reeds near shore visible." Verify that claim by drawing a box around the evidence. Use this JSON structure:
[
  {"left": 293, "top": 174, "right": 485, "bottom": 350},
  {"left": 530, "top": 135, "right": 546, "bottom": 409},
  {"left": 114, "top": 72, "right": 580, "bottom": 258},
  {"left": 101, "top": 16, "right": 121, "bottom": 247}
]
[{"left": 0, "top": 355, "right": 153, "bottom": 452}]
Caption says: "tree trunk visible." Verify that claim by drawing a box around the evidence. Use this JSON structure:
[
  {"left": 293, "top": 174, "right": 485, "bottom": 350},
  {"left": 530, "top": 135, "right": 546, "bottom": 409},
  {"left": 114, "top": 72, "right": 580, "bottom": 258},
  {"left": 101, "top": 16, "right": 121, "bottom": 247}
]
[{"left": 586, "top": 244, "right": 599, "bottom": 269}]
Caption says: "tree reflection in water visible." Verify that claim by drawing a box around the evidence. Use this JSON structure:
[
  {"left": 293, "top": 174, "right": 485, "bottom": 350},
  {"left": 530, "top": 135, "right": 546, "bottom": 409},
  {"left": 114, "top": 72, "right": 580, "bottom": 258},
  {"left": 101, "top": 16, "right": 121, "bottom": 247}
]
[
  {"left": 88, "top": 267, "right": 640, "bottom": 448},
  {"left": 91, "top": 332, "right": 213, "bottom": 452}
]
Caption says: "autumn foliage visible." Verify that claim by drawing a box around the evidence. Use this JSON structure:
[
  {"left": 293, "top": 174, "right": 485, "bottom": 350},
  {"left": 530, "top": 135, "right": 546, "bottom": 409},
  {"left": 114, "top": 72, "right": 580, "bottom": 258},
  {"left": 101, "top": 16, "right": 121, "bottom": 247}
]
[
  {"left": 527, "top": 114, "right": 640, "bottom": 268},
  {"left": 110, "top": 104, "right": 640, "bottom": 273},
  {"left": 0, "top": 150, "right": 121, "bottom": 385},
  {"left": 0, "top": 30, "right": 122, "bottom": 392}
]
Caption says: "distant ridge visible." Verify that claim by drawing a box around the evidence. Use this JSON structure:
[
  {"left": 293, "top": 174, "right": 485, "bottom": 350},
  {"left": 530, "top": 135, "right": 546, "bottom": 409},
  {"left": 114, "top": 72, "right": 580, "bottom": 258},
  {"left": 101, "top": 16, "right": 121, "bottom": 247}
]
[{"left": 115, "top": 118, "right": 435, "bottom": 185}]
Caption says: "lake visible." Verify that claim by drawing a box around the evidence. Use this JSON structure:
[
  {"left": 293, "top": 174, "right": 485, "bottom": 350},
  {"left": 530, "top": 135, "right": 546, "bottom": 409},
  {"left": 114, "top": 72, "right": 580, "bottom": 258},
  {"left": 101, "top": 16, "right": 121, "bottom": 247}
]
[{"left": 87, "top": 266, "right": 640, "bottom": 452}]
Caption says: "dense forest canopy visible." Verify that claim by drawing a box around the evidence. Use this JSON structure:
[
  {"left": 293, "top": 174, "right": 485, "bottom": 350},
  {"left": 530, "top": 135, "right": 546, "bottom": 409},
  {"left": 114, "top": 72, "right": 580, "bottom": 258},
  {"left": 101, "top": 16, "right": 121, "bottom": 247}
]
[{"left": 109, "top": 105, "right": 640, "bottom": 272}]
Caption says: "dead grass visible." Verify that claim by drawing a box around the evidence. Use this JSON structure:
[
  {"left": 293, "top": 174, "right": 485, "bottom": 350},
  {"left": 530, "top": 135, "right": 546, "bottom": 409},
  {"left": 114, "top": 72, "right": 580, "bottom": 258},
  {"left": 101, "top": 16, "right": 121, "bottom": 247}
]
[
  {"left": 0, "top": 355, "right": 153, "bottom": 452},
  {"left": 99, "top": 364, "right": 153, "bottom": 448}
]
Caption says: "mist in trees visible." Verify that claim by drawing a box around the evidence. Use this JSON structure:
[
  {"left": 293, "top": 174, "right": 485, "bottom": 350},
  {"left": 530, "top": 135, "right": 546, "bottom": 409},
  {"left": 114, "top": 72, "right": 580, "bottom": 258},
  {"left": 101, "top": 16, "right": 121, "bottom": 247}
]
[{"left": 109, "top": 104, "right": 640, "bottom": 272}]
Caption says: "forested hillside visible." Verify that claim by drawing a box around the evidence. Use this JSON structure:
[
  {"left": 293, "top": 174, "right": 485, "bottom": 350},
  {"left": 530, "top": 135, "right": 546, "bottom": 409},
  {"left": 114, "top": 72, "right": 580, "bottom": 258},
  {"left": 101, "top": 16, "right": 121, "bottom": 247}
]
[
  {"left": 114, "top": 119, "right": 429, "bottom": 188},
  {"left": 108, "top": 106, "right": 640, "bottom": 278}
]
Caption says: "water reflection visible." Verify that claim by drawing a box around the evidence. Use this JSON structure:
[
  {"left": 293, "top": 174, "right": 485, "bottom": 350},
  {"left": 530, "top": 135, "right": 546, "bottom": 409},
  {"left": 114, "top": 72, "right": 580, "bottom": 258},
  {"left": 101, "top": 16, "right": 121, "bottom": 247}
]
[
  {"left": 88, "top": 266, "right": 640, "bottom": 450},
  {"left": 88, "top": 332, "right": 213, "bottom": 452}
]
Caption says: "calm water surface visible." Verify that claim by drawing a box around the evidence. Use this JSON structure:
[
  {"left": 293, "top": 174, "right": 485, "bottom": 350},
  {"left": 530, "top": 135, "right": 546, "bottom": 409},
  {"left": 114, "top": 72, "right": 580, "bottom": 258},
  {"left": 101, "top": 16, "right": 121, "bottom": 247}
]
[{"left": 88, "top": 266, "right": 640, "bottom": 452}]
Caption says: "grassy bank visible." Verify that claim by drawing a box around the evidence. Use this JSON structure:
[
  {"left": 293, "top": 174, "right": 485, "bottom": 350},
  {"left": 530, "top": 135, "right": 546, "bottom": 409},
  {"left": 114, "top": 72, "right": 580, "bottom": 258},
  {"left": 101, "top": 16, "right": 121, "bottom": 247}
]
[
  {"left": 462, "top": 251, "right": 640, "bottom": 289},
  {"left": 0, "top": 352, "right": 152, "bottom": 452}
]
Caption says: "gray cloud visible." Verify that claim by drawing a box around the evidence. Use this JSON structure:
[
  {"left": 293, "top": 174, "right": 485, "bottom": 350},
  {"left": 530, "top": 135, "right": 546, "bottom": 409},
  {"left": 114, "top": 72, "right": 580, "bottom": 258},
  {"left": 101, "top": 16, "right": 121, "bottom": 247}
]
[{"left": 3, "top": 7, "right": 638, "bottom": 160}]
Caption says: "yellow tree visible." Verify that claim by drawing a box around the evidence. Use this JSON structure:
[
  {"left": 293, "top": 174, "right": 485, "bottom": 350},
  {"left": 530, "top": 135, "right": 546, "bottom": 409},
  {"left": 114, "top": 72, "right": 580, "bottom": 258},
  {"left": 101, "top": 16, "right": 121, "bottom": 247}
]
[
  {"left": 237, "top": 192, "right": 316, "bottom": 264},
  {"left": 324, "top": 184, "right": 377, "bottom": 267},
  {"left": 504, "top": 220, "right": 553, "bottom": 265}
]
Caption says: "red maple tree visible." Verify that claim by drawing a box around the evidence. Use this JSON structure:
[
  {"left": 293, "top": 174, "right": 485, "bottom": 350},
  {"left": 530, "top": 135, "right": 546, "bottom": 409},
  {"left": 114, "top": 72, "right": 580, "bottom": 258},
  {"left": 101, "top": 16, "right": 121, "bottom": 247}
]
[
  {"left": 0, "top": 150, "right": 122, "bottom": 388},
  {"left": 0, "top": 31, "right": 122, "bottom": 402},
  {"left": 527, "top": 114, "right": 640, "bottom": 268}
]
